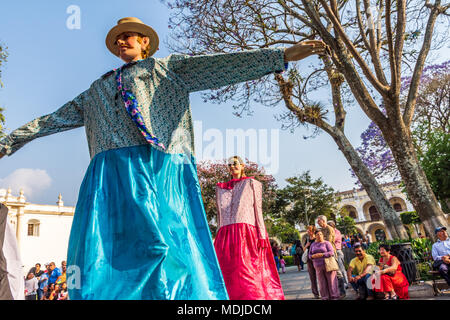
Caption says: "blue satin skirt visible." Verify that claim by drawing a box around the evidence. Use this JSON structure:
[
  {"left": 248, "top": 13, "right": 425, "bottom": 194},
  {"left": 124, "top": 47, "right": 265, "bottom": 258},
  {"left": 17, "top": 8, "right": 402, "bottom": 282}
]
[{"left": 66, "top": 145, "right": 228, "bottom": 300}]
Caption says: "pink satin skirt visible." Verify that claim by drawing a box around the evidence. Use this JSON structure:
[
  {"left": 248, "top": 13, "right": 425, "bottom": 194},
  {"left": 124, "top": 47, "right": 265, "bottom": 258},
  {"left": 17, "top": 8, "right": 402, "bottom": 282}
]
[{"left": 214, "top": 223, "right": 285, "bottom": 300}]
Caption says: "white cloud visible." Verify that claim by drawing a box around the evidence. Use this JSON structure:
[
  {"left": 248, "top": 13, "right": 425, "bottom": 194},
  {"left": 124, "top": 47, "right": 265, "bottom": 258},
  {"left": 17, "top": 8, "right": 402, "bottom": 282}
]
[{"left": 0, "top": 168, "right": 52, "bottom": 198}]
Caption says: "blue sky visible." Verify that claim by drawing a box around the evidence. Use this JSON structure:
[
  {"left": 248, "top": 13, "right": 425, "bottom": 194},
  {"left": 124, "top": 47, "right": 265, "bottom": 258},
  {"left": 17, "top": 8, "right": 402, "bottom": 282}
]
[{"left": 0, "top": 0, "right": 448, "bottom": 206}]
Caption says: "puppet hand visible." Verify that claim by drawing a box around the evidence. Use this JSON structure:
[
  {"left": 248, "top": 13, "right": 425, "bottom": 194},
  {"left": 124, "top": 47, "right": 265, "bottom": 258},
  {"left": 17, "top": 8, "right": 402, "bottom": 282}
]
[{"left": 284, "top": 40, "right": 328, "bottom": 61}]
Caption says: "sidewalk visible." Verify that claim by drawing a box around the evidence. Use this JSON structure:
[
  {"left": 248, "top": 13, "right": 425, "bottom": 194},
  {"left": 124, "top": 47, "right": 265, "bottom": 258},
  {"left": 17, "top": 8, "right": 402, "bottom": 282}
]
[{"left": 278, "top": 265, "right": 450, "bottom": 300}]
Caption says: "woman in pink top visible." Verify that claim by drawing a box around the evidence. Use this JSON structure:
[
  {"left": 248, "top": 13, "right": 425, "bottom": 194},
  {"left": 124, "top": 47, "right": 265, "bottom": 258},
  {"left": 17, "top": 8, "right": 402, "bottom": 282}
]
[{"left": 214, "top": 156, "right": 284, "bottom": 300}]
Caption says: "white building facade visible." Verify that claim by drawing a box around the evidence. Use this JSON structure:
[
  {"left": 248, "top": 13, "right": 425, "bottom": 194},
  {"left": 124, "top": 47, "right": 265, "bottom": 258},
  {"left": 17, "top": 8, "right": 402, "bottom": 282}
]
[
  {"left": 334, "top": 181, "right": 416, "bottom": 241},
  {"left": 0, "top": 188, "right": 74, "bottom": 275}
]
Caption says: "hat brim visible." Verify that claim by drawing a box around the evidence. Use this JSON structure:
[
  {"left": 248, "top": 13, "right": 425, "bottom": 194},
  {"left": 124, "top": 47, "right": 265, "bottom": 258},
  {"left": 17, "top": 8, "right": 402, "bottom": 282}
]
[
  {"left": 105, "top": 22, "right": 159, "bottom": 58},
  {"left": 436, "top": 227, "right": 447, "bottom": 233}
]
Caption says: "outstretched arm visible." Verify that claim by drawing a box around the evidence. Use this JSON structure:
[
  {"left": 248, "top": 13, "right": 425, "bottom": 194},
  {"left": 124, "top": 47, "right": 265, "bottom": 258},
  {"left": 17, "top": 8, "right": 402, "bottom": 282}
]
[
  {"left": 0, "top": 91, "right": 87, "bottom": 158},
  {"left": 166, "top": 40, "right": 327, "bottom": 92}
]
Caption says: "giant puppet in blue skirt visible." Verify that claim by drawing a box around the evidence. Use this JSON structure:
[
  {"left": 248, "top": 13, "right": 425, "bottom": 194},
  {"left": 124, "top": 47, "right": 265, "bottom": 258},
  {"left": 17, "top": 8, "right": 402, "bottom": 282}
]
[
  {"left": 67, "top": 145, "right": 226, "bottom": 299},
  {"left": 0, "top": 17, "right": 290, "bottom": 299}
]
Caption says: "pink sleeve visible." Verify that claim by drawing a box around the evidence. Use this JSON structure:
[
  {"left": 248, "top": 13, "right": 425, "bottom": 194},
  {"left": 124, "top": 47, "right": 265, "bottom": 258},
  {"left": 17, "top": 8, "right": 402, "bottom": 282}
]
[
  {"left": 251, "top": 179, "right": 268, "bottom": 247},
  {"left": 215, "top": 186, "right": 221, "bottom": 229}
]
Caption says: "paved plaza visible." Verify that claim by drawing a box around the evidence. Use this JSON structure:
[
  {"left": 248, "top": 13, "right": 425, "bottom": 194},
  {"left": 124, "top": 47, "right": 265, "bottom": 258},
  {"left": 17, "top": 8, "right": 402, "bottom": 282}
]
[{"left": 278, "top": 265, "right": 450, "bottom": 300}]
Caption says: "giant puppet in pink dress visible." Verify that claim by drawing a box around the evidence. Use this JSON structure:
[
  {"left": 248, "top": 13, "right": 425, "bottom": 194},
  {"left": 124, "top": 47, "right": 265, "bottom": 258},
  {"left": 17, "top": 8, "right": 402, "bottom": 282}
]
[{"left": 214, "top": 166, "right": 284, "bottom": 300}]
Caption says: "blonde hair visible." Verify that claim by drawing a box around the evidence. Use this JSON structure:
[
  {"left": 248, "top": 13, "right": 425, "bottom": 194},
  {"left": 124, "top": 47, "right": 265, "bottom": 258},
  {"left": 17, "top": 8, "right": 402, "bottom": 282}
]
[{"left": 136, "top": 34, "right": 151, "bottom": 59}]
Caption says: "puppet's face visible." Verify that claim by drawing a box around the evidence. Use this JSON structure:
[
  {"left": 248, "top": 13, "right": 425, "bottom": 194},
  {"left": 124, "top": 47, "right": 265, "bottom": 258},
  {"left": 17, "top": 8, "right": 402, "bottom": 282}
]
[
  {"left": 228, "top": 159, "right": 245, "bottom": 179},
  {"left": 115, "top": 32, "right": 149, "bottom": 63}
]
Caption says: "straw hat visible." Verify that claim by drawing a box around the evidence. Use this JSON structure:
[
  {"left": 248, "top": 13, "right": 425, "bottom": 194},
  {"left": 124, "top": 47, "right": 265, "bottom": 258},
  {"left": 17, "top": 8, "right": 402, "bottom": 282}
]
[{"left": 105, "top": 17, "right": 159, "bottom": 57}]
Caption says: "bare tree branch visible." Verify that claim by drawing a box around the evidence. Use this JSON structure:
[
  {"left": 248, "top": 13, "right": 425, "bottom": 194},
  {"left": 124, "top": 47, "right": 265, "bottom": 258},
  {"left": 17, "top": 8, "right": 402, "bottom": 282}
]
[
  {"left": 404, "top": 0, "right": 443, "bottom": 126},
  {"left": 317, "top": 0, "right": 390, "bottom": 95}
]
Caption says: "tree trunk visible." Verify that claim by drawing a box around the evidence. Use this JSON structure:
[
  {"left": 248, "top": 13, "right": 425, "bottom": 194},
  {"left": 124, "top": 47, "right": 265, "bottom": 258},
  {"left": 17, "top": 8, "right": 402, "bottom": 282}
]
[
  {"left": 330, "top": 127, "right": 409, "bottom": 239},
  {"left": 383, "top": 123, "right": 449, "bottom": 239}
]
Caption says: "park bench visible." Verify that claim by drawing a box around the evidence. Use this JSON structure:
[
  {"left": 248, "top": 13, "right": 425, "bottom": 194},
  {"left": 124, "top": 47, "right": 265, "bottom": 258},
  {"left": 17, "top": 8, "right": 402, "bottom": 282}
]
[
  {"left": 424, "top": 252, "right": 450, "bottom": 296},
  {"left": 428, "top": 270, "right": 450, "bottom": 296}
]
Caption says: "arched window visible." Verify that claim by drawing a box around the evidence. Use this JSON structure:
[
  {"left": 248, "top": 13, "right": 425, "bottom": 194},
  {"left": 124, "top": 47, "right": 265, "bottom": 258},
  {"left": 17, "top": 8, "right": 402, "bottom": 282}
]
[
  {"left": 375, "top": 229, "right": 386, "bottom": 241},
  {"left": 27, "top": 219, "right": 40, "bottom": 237},
  {"left": 393, "top": 203, "right": 403, "bottom": 212},
  {"left": 369, "top": 206, "right": 381, "bottom": 221},
  {"left": 349, "top": 210, "right": 357, "bottom": 219}
]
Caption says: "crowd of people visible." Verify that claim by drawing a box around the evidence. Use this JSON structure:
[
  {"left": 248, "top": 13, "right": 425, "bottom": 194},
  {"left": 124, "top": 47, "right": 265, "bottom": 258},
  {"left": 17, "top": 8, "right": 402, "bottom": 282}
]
[
  {"left": 23, "top": 261, "right": 68, "bottom": 300},
  {"left": 271, "top": 216, "right": 413, "bottom": 300},
  {"left": 272, "top": 218, "right": 450, "bottom": 301}
]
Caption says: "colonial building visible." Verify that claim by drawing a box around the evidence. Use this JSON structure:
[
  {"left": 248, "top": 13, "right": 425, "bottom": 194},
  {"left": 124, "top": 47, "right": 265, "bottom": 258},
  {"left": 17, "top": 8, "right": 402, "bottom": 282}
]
[
  {"left": 0, "top": 188, "right": 74, "bottom": 275},
  {"left": 333, "top": 181, "right": 416, "bottom": 241},
  {"left": 298, "top": 181, "right": 446, "bottom": 243}
]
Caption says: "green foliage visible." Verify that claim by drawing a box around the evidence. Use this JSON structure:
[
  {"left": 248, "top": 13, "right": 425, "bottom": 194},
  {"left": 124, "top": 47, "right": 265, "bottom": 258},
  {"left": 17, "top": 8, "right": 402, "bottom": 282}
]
[
  {"left": 365, "top": 238, "right": 433, "bottom": 267},
  {"left": 416, "top": 262, "right": 433, "bottom": 281},
  {"left": 336, "top": 215, "right": 357, "bottom": 236},
  {"left": 272, "top": 171, "right": 339, "bottom": 226},
  {"left": 283, "top": 255, "right": 294, "bottom": 266},
  {"left": 400, "top": 211, "right": 421, "bottom": 225},
  {"left": 418, "top": 131, "right": 450, "bottom": 208},
  {"left": 410, "top": 237, "right": 433, "bottom": 262},
  {"left": 400, "top": 211, "right": 422, "bottom": 239},
  {"left": 268, "top": 218, "right": 300, "bottom": 244},
  {"left": 366, "top": 239, "right": 411, "bottom": 261},
  {"left": 366, "top": 242, "right": 382, "bottom": 261}
]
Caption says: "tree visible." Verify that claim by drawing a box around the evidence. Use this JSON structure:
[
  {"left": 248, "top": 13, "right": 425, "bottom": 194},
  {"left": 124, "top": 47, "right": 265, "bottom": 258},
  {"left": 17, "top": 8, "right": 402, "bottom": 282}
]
[
  {"left": 292, "top": 0, "right": 450, "bottom": 237},
  {"left": 267, "top": 217, "right": 301, "bottom": 244},
  {"left": 400, "top": 211, "right": 422, "bottom": 238},
  {"left": 164, "top": 0, "right": 409, "bottom": 238},
  {"left": 272, "top": 171, "right": 339, "bottom": 227},
  {"left": 354, "top": 61, "right": 449, "bottom": 184},
  {"left": 336, "top": 216, "right": 358, "bottom": 236},
  {"left": 355, "top": 61, "right": 450, "bottom": 211},
  {"left": 197, "top": 158, "right": 277, "bottom": 236}
]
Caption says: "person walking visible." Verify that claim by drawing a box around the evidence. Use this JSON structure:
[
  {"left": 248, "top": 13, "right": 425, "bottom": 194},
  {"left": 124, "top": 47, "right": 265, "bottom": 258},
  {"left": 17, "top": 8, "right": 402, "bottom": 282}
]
[
  {"left": 294, "top": 240, "right": 304, "bottom": 271},
  {"left": 0, "top": 16, "right": 326, "bottom": 299},
  {"left": 328, "top": 221, "right": 348, "bottom": 296},
  {"left": 280, "top": 256, "right": 286, "bottom": 274},
  {"left": 308, "top": 230, "right": 340, "bottom": 300},
  {"left": 214, "top": 156, "right": 284, "bottom": 300},
  {"left": 304, "top": 226, "right": 320, "bottom": 299}
]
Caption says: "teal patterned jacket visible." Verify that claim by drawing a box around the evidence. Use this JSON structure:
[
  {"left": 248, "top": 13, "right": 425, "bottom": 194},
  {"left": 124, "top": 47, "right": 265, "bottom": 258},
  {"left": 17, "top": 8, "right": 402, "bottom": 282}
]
[{"left": 0, "top": 48, "right": 285, "bottom": 159}]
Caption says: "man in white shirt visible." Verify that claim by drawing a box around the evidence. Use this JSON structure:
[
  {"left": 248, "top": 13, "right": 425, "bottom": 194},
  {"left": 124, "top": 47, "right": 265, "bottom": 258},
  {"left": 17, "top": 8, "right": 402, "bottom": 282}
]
[
  {"left": 365, "top": 231, "right": 372, "bottom": 245},
  {"left": 431, "top": 226, "right": 450, "bottom": 285}
]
